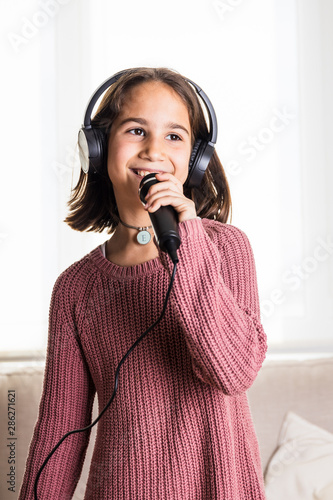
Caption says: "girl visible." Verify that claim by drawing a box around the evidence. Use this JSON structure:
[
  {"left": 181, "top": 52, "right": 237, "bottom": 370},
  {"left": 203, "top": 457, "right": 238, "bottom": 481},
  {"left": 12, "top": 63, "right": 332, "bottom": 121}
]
[{"left": 19, "top": 67, "right": 267, "bottom": 499}]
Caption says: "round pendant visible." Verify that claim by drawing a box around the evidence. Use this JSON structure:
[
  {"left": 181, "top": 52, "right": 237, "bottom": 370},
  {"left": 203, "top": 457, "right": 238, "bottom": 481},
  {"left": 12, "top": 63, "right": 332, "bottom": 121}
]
[{"left": 137, "top": 230, "right": 151, "bottom": 245}]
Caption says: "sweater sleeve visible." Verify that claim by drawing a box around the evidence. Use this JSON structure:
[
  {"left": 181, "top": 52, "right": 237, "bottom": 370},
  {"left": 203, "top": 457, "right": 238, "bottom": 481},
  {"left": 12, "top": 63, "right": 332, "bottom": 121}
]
[
  {"left": 158, "top": 217, "right": 267, "bottom": 395},
  {"left": 18, "top": 273, "right": 96, "bottom": 500}
]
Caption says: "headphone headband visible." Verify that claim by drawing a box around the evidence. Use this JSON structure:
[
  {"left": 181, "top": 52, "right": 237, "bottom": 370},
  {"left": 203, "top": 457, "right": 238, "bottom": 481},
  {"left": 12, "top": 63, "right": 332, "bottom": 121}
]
[
  {"left": 182, "top": 79, "right": 218, "bottom": 144},
  {"left": 83, "top": 70, "right": 127, "bottom": 128},
  {"left": 78, "top": 69, "right": 218, "bottom": 188}
]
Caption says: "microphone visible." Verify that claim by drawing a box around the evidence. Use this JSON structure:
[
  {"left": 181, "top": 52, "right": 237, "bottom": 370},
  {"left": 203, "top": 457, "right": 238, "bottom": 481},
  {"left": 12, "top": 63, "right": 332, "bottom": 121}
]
[{"left": 139, "top": 173, "right": 181, "bottom": 264}]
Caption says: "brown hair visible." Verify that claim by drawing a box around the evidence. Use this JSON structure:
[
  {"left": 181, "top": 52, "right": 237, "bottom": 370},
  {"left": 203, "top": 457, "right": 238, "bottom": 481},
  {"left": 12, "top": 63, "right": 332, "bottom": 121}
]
[{"left": 64, "top": 67, "right": 232, "bottom": 233}]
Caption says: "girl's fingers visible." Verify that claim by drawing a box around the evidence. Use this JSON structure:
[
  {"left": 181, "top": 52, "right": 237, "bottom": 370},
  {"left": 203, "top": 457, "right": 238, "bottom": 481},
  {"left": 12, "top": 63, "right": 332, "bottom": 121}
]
[
  {"left": 144, "top": 174, "right": 183, "bottom": 201},
  {"left": 154, "top": 171, "right": 181, "bottom": 183},
  {"left": 154, "top": 172, "right": 183, "bottom": 189},
  {"left": 144, "top": 190, "right": 197, "bottom": 222},
  {"left": 145, "top": 191, "right": 183, "bottom": 209},
  {"left": 145, "top": 183, "right": 181, "bottom": 204},
  {"left": 143, "top": 172, "right": 197, "bottom": 222},
  {"left": 145, "top": 196, "right": 190, "bottom": 214}
]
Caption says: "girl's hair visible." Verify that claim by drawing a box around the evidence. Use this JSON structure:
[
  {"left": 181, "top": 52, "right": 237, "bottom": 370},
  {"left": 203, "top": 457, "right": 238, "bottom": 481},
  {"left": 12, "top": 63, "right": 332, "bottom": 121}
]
[{"left": 64, "top": 67, "right": 232, "bottom": 233}]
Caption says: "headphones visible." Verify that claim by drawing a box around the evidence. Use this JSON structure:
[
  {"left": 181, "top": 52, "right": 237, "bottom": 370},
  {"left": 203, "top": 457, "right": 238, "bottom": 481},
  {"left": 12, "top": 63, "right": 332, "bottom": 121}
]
[{"left": 78, "top": 69, "right": 218, "bottom": 189}]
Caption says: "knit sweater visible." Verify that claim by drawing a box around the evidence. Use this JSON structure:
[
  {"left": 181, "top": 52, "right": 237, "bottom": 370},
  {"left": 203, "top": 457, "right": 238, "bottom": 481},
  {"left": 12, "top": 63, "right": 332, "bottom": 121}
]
[{"left": 19, "top": 218, "right": 267, "bottom": 500}]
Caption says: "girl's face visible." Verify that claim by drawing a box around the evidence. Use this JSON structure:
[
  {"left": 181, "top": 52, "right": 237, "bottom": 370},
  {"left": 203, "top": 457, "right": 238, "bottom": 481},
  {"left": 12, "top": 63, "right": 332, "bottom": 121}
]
[{"left": 107, "top": 81, "right": 192, "bottom": 212}]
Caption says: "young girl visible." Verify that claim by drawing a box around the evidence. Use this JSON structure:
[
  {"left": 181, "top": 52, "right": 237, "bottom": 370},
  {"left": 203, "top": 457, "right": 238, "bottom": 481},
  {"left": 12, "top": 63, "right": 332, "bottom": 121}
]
[{"left": 19, "top": 67, "right": 267, "bottom": 499}]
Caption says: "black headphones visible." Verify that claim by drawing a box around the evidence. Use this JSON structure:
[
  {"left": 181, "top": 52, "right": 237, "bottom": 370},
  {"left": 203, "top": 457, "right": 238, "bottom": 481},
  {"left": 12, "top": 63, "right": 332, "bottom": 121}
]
[{"left": 78, "top": 69, "right": 218, "bottom": 189}]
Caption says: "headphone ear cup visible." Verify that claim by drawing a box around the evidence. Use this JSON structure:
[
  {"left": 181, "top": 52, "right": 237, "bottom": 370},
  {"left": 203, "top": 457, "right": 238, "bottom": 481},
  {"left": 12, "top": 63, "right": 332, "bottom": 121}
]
[
  {"left": 186, "top": 139, "right": 203, "bottom": 189},
  {"left": 79, "top": 127, "right": 107, "bottom": 174},
  {"left": 186, "top": 139, "right": 215, "bottom": 189},
  {"left": 89, "top": 128, "right": 107, "bottom": 173},
  {"left": 189, "top": 139, "right": 202, "bottom": 172}
]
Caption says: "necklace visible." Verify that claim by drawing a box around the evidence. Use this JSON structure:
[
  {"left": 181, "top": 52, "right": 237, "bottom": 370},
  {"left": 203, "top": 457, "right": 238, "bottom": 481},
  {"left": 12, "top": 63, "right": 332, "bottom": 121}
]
[{"left": 118, "top": 218, "right": 153, "bottom": 245}]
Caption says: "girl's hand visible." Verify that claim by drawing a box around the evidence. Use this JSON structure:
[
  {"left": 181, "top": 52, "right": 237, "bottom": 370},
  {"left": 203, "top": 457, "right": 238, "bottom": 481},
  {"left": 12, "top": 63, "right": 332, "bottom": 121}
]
[{"left": 143, "top": 172, "right": 197, "bottom": 223}]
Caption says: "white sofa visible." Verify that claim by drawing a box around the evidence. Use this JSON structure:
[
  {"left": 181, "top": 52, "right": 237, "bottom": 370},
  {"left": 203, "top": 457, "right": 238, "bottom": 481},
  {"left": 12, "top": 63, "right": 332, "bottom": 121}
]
[{"left": 1, "top": 355, "right": 332, "bottom": 500}]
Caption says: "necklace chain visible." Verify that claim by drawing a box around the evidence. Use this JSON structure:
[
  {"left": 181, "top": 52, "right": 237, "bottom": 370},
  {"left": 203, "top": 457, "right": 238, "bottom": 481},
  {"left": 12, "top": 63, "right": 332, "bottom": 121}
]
[{"left": 118, "top": 218, "right": 152, "bottom": 231}]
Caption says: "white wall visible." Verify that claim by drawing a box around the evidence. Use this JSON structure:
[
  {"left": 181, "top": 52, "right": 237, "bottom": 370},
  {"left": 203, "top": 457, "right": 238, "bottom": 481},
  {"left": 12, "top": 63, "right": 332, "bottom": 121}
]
[{"left": 0, "top": 0, "right": 332, "bottom": 358}]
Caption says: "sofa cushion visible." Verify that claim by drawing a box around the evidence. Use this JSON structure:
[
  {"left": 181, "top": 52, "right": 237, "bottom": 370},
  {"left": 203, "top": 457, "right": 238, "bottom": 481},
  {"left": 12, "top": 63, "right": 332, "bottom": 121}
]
[
  {"left": 265, "top": 411, "right": 333, "bottom": 499},
  {"left": 314, "top": 481, "right": 333, "bottom": 500}
]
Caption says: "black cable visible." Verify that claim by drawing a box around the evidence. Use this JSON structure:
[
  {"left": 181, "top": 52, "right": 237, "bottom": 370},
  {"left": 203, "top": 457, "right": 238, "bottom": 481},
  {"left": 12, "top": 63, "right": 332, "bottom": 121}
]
[{"left": 33, "top": 261, "right": 177, "bottom": 500}]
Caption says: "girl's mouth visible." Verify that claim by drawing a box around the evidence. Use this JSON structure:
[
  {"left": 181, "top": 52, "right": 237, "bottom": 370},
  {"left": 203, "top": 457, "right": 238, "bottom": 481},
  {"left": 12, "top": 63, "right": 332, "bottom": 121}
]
[{"left": 131, "top": 169, "right": 158, "bottom": 178}]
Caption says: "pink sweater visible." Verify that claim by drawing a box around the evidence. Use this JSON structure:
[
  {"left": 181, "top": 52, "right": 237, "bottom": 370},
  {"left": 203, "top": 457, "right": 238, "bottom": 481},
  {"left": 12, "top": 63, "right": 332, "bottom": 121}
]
[{"left": 19, "top": 218, "right": 267, "bottom": 499}]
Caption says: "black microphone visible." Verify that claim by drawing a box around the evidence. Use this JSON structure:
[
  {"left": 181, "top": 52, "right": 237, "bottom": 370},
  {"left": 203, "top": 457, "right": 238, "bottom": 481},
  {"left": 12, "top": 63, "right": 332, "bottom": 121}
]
[{"left": 139, "top": 173, "right": 181, "bottom": 264}]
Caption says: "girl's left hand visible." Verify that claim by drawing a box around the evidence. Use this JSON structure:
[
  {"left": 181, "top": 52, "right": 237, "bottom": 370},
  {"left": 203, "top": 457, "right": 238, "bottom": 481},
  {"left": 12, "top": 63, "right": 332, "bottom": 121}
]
[{"left": 143, "top": 172, "right": 197, "bottom": 223}]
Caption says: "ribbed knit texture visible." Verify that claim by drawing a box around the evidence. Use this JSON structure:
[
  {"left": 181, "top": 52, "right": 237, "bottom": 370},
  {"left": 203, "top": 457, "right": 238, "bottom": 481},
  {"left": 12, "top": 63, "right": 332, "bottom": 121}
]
[{"left": 19, "top": 218, "right": 267, "bottom": 500}]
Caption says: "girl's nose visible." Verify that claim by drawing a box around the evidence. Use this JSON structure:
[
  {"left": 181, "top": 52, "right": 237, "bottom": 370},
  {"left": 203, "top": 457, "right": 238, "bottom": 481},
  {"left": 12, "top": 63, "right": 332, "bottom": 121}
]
[{"left": 139, "top": 136, "right": 165, "bottom": 162}]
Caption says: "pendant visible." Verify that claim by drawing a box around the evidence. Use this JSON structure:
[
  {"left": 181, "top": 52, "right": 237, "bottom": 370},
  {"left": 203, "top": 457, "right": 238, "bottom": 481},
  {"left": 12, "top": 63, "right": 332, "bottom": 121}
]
[{"left": 137, "top": 230, "right": 151, "bottom": 245}]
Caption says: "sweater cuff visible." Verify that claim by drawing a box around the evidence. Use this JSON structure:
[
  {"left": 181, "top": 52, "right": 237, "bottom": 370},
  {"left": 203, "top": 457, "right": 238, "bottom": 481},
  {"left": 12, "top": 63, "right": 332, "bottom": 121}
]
[
  {"left": 177, "top": 217, "right": 206, "bottom": 242},
  {"left": 156, "top": 217, "right": 212, "bottom": 270}
]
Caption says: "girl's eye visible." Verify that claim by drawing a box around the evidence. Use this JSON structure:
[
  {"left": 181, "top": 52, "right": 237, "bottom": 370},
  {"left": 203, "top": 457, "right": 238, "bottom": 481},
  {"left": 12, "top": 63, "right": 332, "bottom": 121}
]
[
  {"left": 166, "top": 133, "right": 181, "bottom": 141},
  {"left": 129, "top": 128, "right": 145, "bottom": 136}
]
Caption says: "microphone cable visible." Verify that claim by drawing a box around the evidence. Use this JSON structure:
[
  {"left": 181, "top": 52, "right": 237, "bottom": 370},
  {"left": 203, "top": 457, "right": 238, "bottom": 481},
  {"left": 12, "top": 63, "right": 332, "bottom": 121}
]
[{"left": 34, "top": 261, "right": 178, "bottom": 500}]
